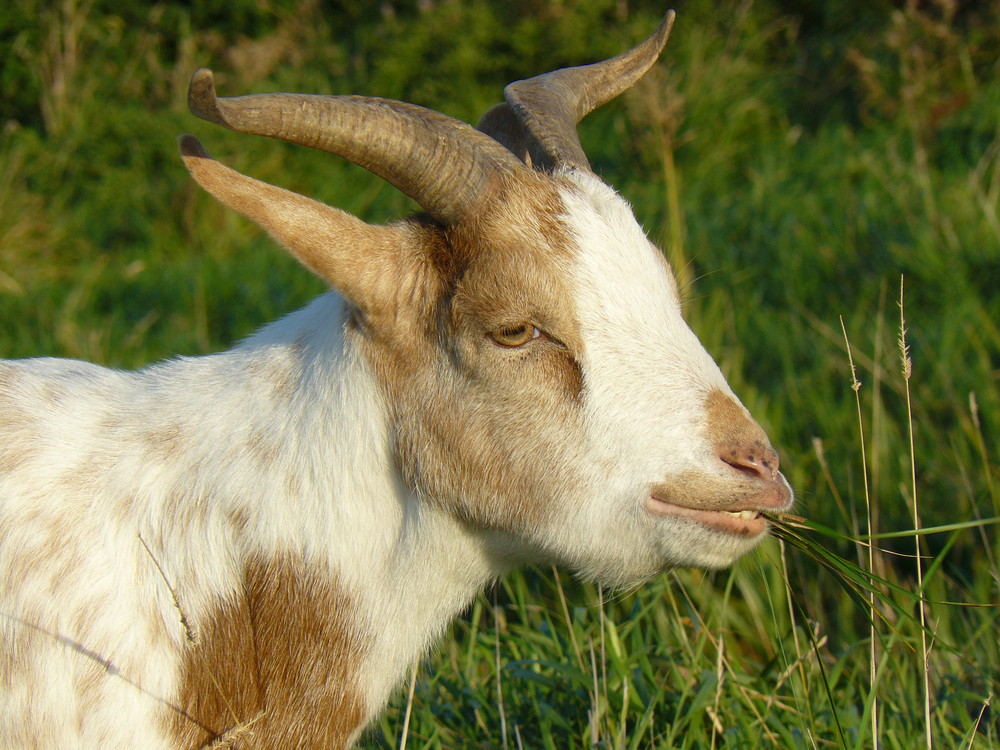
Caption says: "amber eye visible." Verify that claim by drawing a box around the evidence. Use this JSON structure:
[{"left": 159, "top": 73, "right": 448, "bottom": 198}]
[{"left": 488, "top": 323, "right": 541, "bottom": 348}]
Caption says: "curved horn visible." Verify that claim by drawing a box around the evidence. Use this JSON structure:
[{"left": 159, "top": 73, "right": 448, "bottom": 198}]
[
  {"left": 188, "top": 69, "right": 525, "bottom": 226},
  {"left": 504, "top": 10, "right": 675, "bottom": 172}
]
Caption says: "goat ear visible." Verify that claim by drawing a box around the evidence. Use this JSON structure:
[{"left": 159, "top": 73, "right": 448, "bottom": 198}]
[{"left": 179, "top": 135, "right": 410, "bottom": 317}]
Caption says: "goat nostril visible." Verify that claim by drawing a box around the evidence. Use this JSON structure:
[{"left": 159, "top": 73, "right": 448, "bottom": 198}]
[{"left": 721, "top": 447, "right": 779, "bottom": 481}]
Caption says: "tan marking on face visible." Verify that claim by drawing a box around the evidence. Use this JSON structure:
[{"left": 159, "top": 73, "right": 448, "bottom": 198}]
[
  {"left": 165, "top": 554, "right": 368, "bottom": 748},
  {"left": 647, "top": 389, "right": 791, "bottom": 513},
  {"left": 649, "top": 470, "right": 789, "bottom": 513},
  {"left": 704, "top": 388, "right": 773, "bottom": 460},
  {"left": 358, "top": 171, "right": 587, "bottom": 532}
]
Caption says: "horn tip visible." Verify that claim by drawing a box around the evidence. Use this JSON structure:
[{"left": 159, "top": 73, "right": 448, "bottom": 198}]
[
  {"left": 656, "top": 10, "right": 677, "bottom": 47},
  {"left": 188, "top": 68, "right": 223, "bottom": 125}
]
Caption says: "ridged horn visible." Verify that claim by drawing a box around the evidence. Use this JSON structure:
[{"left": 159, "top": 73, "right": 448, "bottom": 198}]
[
  {"left": 503, "top": 10, "right": 675, "bottom": 171},
  {"left": 187, "top": 69, "right": 525, "bottom": 226}
]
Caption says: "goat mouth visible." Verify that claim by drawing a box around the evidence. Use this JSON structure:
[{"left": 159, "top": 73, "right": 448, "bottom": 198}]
[{"left": 644, "top": 496, "right": 767, "bottom": 537}]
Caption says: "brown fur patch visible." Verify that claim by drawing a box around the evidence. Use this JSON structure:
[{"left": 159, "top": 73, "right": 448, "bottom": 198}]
[
  {"left": 165, "top": 554, "right": 368, "bottom": 749},
  {"left": 141, "top": 422, "right": 188, "bottom": 461},
  {"left": 243, "top": 427, "right": 281, "bottom": 468},
  {"left": 358, "top": 170, "right": 588, "bottom": 532}
]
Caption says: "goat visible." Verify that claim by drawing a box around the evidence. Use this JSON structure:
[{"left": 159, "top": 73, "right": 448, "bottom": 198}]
[{"left": 0, "top": 11, "right": 792, "bottom": 748}]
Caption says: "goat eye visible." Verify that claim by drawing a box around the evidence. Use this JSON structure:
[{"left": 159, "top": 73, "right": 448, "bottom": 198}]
[{"left": 488, "top": 324, "right": 541, "bottom": 348}]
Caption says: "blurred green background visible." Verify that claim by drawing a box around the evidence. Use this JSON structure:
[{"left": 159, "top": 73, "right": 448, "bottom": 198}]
[{"left": 1, "top": 0, "right": 997, "bottom": 746}]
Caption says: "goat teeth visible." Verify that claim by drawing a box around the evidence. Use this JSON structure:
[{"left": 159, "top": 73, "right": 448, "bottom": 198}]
[{"left": 724, "top": 510, "right": 758, "bottom": 520}]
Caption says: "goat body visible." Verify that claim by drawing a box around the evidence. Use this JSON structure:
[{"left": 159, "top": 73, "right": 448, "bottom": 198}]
[{"left": 0, "top": 12, "right": 792, "bottom": 748}]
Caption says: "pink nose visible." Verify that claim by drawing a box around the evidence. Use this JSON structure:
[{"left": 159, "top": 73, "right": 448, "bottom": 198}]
[
  {"left": 704, "top": 389, "right": 783, "bottom": 483},
  {"left": 719, "top": 444, "right": 780, "bottom": 481}
]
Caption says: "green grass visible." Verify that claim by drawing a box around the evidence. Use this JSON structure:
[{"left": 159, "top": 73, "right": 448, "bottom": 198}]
[{"left": 1, "top": 0, "right": 997, "bottom": 746}]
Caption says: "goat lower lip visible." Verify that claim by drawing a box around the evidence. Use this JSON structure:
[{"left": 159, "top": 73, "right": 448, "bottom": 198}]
[{"left": 645, "top": 496, "right": 767, "bottom": 537}]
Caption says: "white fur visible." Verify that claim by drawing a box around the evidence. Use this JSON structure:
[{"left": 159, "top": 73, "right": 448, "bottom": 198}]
[
  {"left": 561, "top": 171, "right": 767, "bottom": 572},
  {"left": 0, "top": 295, "right": 505, "bottom": 744}
]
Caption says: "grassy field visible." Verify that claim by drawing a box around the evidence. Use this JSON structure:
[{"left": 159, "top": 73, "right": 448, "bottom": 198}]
[{"left": 1, "top": 0, "right": 997, "bottom": 746}]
